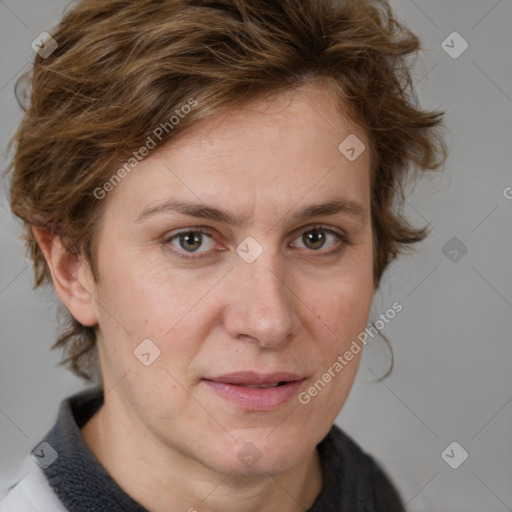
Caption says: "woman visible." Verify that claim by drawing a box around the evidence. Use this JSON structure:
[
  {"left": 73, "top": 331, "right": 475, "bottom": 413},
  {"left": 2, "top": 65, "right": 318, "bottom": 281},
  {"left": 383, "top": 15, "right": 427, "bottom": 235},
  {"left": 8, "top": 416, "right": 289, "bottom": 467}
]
[{"left": 2, "top": 0, "right": 447, "bottom": 510}]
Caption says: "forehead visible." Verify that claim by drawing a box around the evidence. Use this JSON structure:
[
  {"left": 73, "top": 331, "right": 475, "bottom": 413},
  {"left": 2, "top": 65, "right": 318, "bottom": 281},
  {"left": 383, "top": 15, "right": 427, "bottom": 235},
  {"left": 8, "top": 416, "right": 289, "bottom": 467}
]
[
  {"left": 169, "top": 84, "right": 368, "bottom": 169},
  {"left": 102, "top": 84, "right": 371, "bottom": 222}
]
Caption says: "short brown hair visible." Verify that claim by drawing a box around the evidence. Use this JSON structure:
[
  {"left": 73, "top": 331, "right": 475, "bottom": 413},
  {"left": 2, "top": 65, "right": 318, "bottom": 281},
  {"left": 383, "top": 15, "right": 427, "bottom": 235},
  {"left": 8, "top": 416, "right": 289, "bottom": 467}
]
[{"left": 8, "top": 0, "right": 447, "bottom": 380}]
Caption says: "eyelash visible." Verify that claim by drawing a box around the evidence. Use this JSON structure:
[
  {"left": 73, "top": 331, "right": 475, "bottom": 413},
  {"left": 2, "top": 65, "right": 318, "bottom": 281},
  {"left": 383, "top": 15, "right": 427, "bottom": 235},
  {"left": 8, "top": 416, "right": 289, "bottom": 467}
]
[{"left": 162, "top": 225, "right": 353, "bottom": 261}]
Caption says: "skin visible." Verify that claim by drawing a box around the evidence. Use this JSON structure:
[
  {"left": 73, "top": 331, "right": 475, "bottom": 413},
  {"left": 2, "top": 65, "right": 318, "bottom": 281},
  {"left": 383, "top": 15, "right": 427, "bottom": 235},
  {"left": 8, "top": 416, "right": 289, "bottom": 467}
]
[{"left": 35, "top": 83, "right": 375, "bottom": 512}]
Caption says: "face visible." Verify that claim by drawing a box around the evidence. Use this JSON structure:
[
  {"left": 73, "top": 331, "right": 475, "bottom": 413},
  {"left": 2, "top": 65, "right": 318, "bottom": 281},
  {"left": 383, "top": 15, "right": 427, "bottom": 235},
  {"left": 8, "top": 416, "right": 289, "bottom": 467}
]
[{"left": 85, "top": 83, "right": 374, "bottom": 476}]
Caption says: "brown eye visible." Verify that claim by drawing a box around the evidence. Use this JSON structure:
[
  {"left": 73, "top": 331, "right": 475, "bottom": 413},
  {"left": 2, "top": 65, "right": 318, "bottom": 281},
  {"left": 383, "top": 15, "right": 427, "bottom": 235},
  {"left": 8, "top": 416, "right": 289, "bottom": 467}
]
[
  {"left": 178, "top": 232, "right": 203, "bottom": 252},
  {"left": 303, "top": 228, "right": 327, "bottom": 250},
  {"left": 168, "top": 230, "right": 216, "bottom": 254},
  {"left": 291, "top": 226, "right": 347, "bottom": 254}
]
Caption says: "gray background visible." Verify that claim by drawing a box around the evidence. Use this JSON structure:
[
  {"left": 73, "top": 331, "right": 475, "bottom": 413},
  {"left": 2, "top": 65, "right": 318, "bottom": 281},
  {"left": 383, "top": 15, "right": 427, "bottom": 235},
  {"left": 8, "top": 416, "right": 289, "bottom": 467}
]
[{"left": 1, "top": 1, "right": 511, "bottom": 510}]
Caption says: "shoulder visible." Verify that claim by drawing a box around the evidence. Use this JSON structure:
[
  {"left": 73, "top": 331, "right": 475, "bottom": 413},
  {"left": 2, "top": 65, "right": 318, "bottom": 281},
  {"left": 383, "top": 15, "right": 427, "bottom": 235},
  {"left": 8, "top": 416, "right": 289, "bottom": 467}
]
[
  {"left": 314, "top": 424, "right": 405, "bottom": 512},
  {"left": 0, "top": 458, "right": 67, "bottom": 512}
]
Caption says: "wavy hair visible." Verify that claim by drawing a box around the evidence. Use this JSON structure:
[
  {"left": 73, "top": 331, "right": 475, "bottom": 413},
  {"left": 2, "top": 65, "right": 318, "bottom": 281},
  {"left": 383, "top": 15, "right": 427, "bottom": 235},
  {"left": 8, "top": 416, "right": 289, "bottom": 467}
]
[{"left": 8, "top": 0, "right": 447, "bottom": 380}]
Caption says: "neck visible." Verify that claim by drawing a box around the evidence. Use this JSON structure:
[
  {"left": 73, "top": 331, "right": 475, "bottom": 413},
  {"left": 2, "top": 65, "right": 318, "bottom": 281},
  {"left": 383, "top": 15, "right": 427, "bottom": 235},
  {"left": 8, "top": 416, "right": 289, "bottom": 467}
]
[{"left": 80, "top": 398, "right": 323, "bottom": 512}]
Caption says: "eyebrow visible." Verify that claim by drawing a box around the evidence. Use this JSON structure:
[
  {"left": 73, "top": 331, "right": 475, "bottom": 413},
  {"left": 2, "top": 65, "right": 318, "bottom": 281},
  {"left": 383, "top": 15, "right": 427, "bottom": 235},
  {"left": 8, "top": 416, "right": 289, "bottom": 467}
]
[{"left": 135, "top": 197, "right": 366, "bottom": 225}]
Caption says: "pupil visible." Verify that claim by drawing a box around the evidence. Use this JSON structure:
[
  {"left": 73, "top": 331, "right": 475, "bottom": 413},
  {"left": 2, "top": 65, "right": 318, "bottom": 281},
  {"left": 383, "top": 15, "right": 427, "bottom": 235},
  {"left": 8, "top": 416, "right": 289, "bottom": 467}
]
[
  {"left": 304, "top": 229, "right": 325, "bottom": 249},
  {"left": 180, "top": 232, "right": 202, "bottom": 251}
]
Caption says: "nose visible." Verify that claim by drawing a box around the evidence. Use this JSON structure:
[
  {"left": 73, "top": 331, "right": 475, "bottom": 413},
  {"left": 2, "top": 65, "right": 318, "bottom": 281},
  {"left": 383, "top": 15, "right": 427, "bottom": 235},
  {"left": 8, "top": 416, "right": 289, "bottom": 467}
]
[{"left": 223, "top": 252, "right": 297, "bottom": 349}]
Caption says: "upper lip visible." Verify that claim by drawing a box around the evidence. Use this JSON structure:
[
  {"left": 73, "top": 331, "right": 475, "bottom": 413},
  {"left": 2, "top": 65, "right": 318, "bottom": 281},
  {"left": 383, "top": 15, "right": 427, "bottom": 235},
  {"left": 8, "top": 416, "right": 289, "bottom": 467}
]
[{"left": 204, "top": 372, "right": 304, "bottom": 386}]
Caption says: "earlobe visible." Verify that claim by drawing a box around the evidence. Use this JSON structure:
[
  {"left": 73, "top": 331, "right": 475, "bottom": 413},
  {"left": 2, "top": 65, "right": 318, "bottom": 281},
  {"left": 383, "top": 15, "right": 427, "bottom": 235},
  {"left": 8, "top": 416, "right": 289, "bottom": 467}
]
[{"left": 32, "top": 227, "right": 98, "bottom": 327}]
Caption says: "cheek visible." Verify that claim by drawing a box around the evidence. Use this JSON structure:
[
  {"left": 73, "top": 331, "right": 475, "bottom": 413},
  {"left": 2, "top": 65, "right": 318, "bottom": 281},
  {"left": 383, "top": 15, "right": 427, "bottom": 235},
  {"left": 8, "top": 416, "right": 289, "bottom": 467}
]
[
  {"left": 94, "top": 245, "right": 186, "bottom": 335},
  {"left": 299, "top": 279, "right": 372, "bottom": 430},
  {"left": 93, "top": 259, "right": 215, "bottom": 383},
  {"left": 310, "top": 265, "right": 374, "bottom": 339}
]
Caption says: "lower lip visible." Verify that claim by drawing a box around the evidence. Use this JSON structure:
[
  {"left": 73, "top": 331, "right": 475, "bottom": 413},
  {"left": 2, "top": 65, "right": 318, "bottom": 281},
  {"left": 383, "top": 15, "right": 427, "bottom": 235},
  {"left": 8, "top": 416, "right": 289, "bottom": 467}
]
[{"left": 203, "top": 380, "right": 304, "bottom": 411}]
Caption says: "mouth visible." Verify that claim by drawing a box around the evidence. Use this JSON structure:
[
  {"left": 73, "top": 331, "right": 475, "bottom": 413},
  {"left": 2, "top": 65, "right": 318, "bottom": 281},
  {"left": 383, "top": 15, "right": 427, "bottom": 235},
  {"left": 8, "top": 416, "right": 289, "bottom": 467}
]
[
  {"left": 236, "top": 381, "right": 287, "bottom": 388},
  {"left": 203, "top": 372, "right": 305, "bottom": 411}
]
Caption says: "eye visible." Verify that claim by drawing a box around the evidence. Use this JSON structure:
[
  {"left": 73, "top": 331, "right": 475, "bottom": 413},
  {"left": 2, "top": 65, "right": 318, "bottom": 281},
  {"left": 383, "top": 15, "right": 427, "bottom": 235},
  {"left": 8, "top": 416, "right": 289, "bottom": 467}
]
[
  {"left": 167, "top": 230, "right": 216, "bottom": 255},
  {"left": 163, "top": 225, "right": 350, "bottom": 260},
  {"left": 291, "top": 226, "right": 347, "bottom": 253}
]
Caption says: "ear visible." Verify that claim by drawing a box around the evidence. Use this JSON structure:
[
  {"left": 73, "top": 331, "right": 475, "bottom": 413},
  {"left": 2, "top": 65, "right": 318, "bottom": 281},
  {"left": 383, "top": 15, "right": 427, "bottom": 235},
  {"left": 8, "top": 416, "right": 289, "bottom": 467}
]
[{"left": 32, "top": 227, "right": 98, "bottom": 327}]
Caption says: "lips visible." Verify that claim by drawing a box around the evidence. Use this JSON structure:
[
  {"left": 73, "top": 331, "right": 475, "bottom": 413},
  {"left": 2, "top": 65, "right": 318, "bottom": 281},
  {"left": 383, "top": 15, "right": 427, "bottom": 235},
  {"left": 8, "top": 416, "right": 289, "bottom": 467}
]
[{"left": 203, "top": 372, "right": 305, "bottom": 411}]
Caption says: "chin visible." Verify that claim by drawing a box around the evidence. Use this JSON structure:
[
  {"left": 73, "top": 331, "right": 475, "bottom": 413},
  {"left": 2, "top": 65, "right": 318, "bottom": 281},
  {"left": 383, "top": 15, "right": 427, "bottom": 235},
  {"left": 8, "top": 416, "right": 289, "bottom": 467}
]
[
  {"left": 199, "top": 432, "right": 311, "bottom": 477},
  {"left": 211, "top": 455, "right": 300, "bottom": 478}
]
